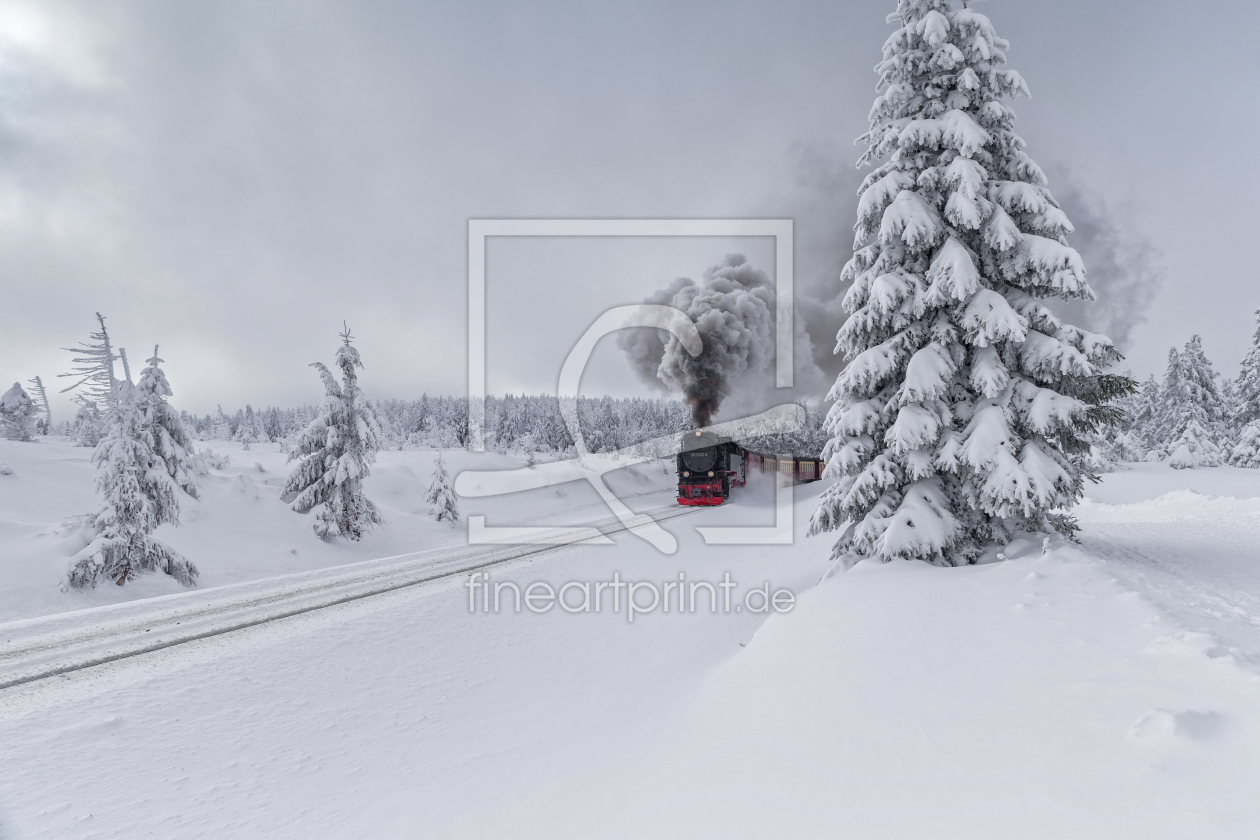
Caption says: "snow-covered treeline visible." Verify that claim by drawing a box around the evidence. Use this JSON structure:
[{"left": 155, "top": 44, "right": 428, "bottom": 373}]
[
  {"left": 1104, "top": 315, "right": 1260, "bottom": 469},
  {"left": 174, "top": 395, "right": 830, "bottom": 458}
]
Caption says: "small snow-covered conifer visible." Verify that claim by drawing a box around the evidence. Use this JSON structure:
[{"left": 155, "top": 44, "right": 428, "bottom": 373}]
[
  {"left": 1148, "top": 347, "right": 1185, "bottom": 456},
  {"left": 1152, "top": 337, "right": 1224, "bottom": 460},
  {"left": 26, "top": 376, "right": 51, "bottom": 434},
  {"left": 1179, "top": 336, "right": 1226, "bottom": 435},
  {"left": 1168, "top": 418, "right": 1221, "bottom": 469},
  {"left": 1229, "top": 420, "right": 1260, "bottom": 468},
  {"left": 0, "top": 382, "right": 35, "bottom": 440},
  {"left": 263, "top": 407, "right": 283, "bottom": 442},
  {"left": 211, "top": 406, "right": 232, "bottom": 441},
  {"left": 70, "top": 398, "right": 105, "bottom": 446},
  {"left": 1131, "top": 375, "right": 1161, "bottom": 454},
  {"left": 235, "top": 405, "right": 261, "bottom": 448},
  {"left": 426, "top": 451, "right": 460, "bottom": 525},
  {"left": 810, "top": 1, "right": 1127, "bottom": 566},
  {"left": 282, "top": 326, "right": 383, "bottom": 540},
  {"left": 136, "top": 347, "right": 205, "bottom": 498},
  {"left": 68, "top": 381, "right": 198, "bottom": 588},
  {"left": 1221, "top": 377, "right": 1240, "bottom": 435},
  {"left": 1234, "top": 309, "right": 1260, "bottom": 427},
  {"left": 0, "top": 382, "right": 36, "bottom": 441}
]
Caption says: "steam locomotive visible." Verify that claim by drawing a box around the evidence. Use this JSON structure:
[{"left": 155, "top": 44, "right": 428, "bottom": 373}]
[{"left": 676, "top": 430, "right": 823, "bottom": 506}]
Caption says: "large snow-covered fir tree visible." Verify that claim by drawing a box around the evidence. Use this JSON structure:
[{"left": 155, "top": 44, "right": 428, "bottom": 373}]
[
  {"left": 0, "top": 383, "right": 36, "bottom": 441},
  {"left": 282, "top": 326, "right": 384, "bottom": 540},
  {"left": 811, "top": 0, "right": 1127, "bottom": 566},
  {"left": 426, "top": 451, "right": 460, "bottom": 525},
  {"left": 68, "top": 380, "right": 198, "bottom": 588},
  {"left": 136, "top": 347, "right": 206, "bottom": 498}
]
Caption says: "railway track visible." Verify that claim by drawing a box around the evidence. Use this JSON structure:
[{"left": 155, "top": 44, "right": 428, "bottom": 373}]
[{"left": 0, "top": 505, "right": 697, "bottom": 691}]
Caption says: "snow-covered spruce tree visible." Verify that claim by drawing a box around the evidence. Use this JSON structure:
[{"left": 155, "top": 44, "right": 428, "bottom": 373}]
[
  {"left": 27, "top": 376, "right": 51, "bottom": 434},
  {"left": 1226, "top": 309, "right": 1260, "bottom": 468},
  {"left": 0, "top": 382, "right": 36, "bottom": 441},
  {"left": 1236, "top": 309, "right": 1260, "bottom": 424},
  {"left": 1168, "top": 418, "right": 1221, "bottom": 469},
  {"left": 1106, "top": 429, "right": 1145, "bottom": 463},
  {"left": 426, "top": 451, "right": 460, "bottom": 525},
  {"left": 211, "top": 407, "right": 232, "bottom": 441},
  {"left": 136, "top": 347, "right": 205, "bottom": 498},
  {"left": 282, "top": 327, "right": 383, "bottom": 540},
  {"left": 1092, "top": 370, "right": 1146, "bottom": 463},
  {"left": 1179, "top": 335, "right": 1226, "bottom": 438},
  {"left": 1221, "top": 376, "right": 1240, "bottom": 434},
  {"left": 68, "top": 380, "right": 198, "bottom": 588},
  {"left": 1152, "top": 337, "right": 1225, "bottom": 460},
  {"left": 1229, "top": 420, "right": 1260, "bottom": 468},
  {"left": 810, "top": 1, "right": 1128, "bottom": 566},
  {"left": 59, "top": 312, "right": 120, "bottom": 411},
  {"left": 234, "top": 405, "right": 261, "bottom": 448},
  {"left": 263, "top": 407, "right": 283, "bottom": 443},
  {"left": 70, "top": 398, "right": 105, "bottom": 446},
  {"left": 1147, "top": 347, "right": 1185, "bottom": 458},
  {"left": 1126, "top": 374, "right": 1162, "bottom": 456}
]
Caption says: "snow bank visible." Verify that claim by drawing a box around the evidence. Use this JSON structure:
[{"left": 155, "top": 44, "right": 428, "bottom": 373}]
[
  {"left": 1081, "top": 461, "right": 1260, "bottom": 506},
  {"left": 1077, "top": 489, "right": 1260, "bottom": 522}
]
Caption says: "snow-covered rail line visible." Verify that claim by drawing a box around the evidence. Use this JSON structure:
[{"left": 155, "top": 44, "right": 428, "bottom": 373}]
[{"left": 0, "top": 505, "right": 696, "bottom": 691}]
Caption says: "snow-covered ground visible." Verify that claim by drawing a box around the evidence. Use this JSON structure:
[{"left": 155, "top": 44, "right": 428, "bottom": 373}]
[
  {"left": 1076, "top": 464, "right": 1260, "bottom": 666},
  {"left": 1, "top": 445, "right": 1259, "bottom": 838},
  {"left": 0, "top": 437, "right": 678, "bottom": 622}
]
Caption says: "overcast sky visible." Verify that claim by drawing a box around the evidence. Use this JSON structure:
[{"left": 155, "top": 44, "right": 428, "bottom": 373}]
[{"left": 2, "top": 0, "right": 1258, "bottom": 417}]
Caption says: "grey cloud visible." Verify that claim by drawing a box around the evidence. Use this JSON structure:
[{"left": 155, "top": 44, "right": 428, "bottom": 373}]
[{"left": 1, "top": 0, "right": 1257, "bottom": 418}]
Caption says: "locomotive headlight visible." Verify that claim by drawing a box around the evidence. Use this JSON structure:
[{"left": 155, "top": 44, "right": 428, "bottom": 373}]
[
  {"left": 683, "top": 471, "right": 689, "bottom": 477},
  {"left": 708, "top": 471, "right": 714, "bottom": 477}
]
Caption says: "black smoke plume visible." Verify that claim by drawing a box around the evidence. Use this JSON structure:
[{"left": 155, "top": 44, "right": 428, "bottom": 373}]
[{"left": 620, "top": 254, "right": 817, "bottom": 428}]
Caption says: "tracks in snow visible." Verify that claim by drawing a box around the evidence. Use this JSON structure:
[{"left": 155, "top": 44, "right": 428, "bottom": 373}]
[
  {"left": 0, "top": 505, "right": 697, "bottom": 691},
  {"left": 1077, "top": 513, "right": 1260, "bottom": 662}
]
